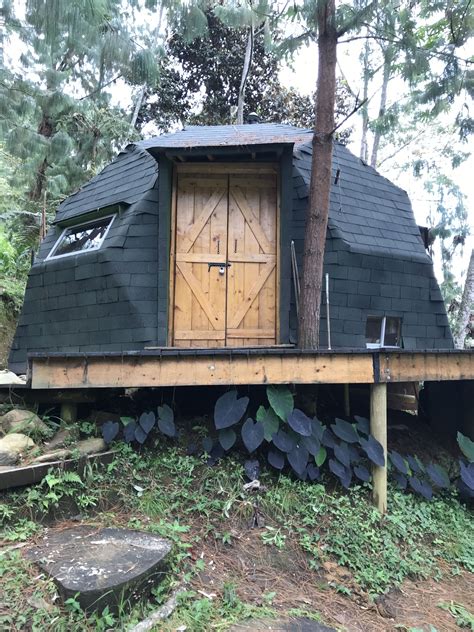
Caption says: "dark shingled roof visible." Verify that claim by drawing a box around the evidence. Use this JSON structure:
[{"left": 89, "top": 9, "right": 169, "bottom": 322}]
[
  {"left": 54, "top": 123, "right": 428, "bottom": 263},
  {"left": 294, "top": 140, "right": 429, "bottom": 262},
  {"left": 55, "top": 145, "right": 158, "bottom": 223},
  {"left": 138, "top": 123, "right": 312, "bottom": 149}
]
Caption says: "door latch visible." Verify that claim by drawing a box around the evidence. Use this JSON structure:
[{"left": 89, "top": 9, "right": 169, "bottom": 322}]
[{"left": 208, "top": 262, "right": 231, "bottom": 274}]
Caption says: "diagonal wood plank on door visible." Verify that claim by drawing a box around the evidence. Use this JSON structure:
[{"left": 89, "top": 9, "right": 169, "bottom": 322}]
[
  {"left": 176, "top": 261, "right": 224, "bottom": 330},
  {"left": 230, "top": 187, "right": 274, "bottom": 254},
  {"left": 228, "top": 261, "right": 276, "bottom": 329},
  {"left": 179, "top": 188, "right": 226, "bottom": 254}
]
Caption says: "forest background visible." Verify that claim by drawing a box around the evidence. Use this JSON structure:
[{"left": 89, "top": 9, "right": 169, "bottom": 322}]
[{"left": 0, "top": 0, "right": 472, "bottom": 364}]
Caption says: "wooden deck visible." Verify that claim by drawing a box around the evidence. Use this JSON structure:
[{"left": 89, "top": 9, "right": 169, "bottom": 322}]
[{"left": 28, "top": 348, "right": 474, "bottom": 389}]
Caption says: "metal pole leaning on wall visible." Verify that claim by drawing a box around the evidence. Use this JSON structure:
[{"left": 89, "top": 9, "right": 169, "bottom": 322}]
[
  {"left": 326, "top": 273, "right": 331, "bottom": 350},
  {"left": 370, "top": 383, "right": 387, "bottom": 514}
]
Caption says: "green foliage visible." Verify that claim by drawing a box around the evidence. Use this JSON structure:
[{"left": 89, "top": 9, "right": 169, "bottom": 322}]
[{"left": 438, "top": 601, "right": 474, "bottom": 630}]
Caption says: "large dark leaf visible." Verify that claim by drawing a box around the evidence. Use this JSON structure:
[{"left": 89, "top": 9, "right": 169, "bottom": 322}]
[
  {"left": 311, "top": 417, "right": 325, "bottom": 441},
  {"left": 458, "top": 479, "right": 474, "bottom": 499},
  {"left": 348, "top": 444, "right": 362, "bottom": 463},
  {"left": 139, "top": 412, "right": 156, "bottom": 434},
  {"left": 354, "top": 464, "right": 371, "bottom": 482},
  {"left": 331, "top": 418, "right": 359, "bottom": 444},
  {"left": 287, "top": 445, "right": 309, "bottom": 477},
  {"left": 123, "top": 421, "right": 137, "bottom": 443},
  {"left": 301, "top": 434, "right": 320, "bottom": 456},
  {"left": 157, "top": 405, "right": 176, "bottom": 437},
  {"left": 244, "top": 459, "right": 260, "bottom": 481},
  {"left": 329, "top": 459, "right": 352, "bottom": 489},
  {"left": 102, "top": 420, "right": 119, "bottom": 445},
  {"left": 202, "top": 436, "right": 214, "bottom": 453},
  {"left": 321, "top": 428, "right": 337, "bottom": 449},
  {"left": 158, "top": 404, "right": 176, "bottom": 437},
  {"left": 307, "top": 463, "right": 320, "bottom": 481},
  {"left": 459, "top": 460, "right": 474, "bottom": 491},
  {"left": 241, "top": 418, "right": 265, "bottom": 453},
  {"left": 256, "top": 406, "right": 280, "bottom": 442},
  {"left": 268, "top": 448, "right": 285, "bottom": 470},
  {"left": 392, "top": 472, "right": 408, "bottom": 490},
  {"left": 135, "top": 425, "right": 148, "bottom": 444},
  {"left": 426, "top": 463, "right": 450, "bottom": 489},
  {"left": 207, "top": 443, "right": 225, "bottom": 466},
  {"left": 272, "top": 429, "right": 296, "bottom": 453},
  {"left": 219, "top": 428, "right": 237, "bottom": 451},
  {"left": 389, "top": 451, "right": 409, "bottom": 476},
  {"left": 409, "top": 476, "right": 433, "bottom": 500},
  {"left": 360, "top": 435, "right": 385, "bottom": 467},
  {"left": 334, "top": 442, "right": 351, "bottom": 468},
  {"left": 407, "top": 455, "right": 424, "bottom": 474},
  {"left": 267, "top": 385, "right": 294, "bottom": 421},
  {"left": 214, "top": 390, "right": 249, "bottom": 430},
  {"left": 457, "top": 432, "right": 474, "bottom": 462},
  {"left": 354, "top": 415, "right": 370, "bottom": 435},
  {"left": 287, "top": 409, "right": 312, "bottom": 437}
]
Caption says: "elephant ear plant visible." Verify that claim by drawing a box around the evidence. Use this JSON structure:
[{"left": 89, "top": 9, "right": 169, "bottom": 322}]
[
  {"left": 203, "top": 386, "right": 385, "bottom": 489},
  {"left": 99, "top": 387, "right": 474, "bottom": 502}
]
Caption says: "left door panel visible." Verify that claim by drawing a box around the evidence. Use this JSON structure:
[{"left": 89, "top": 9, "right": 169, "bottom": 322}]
[{"left": 173, "top": 174, "right": 228, "bottom": 347}]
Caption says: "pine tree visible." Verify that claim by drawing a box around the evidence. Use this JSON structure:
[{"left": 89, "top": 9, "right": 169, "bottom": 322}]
[{"left": 0, "top": 0, "right": 159, "bottom": 210}]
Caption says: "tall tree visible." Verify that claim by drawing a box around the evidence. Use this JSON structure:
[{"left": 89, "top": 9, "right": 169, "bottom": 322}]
[
  {"left": 454, "top": 250, "right": 474, "bottom": 349},
  {"left": 0, "top": 0, "right": 159, "bottom": 208},
  {"left": 298, "top": 0, "right": 338, "bottom": 349}
]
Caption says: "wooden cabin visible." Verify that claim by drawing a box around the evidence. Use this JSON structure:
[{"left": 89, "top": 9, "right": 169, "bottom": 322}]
[{"left": 9, "top": 123, "right": 454, "bottom": 375}]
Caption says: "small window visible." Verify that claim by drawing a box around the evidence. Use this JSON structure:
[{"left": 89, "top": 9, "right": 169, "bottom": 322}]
[
  {"left": 366, "top": 316, "right": 401, "bottom": 348},
  {"left": 47, "top": 215, "right": 115, "bottom": 260}
]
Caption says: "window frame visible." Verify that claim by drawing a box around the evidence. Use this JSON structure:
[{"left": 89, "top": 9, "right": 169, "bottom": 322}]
[
  {"left": 46, "top": 214, "right": 116, "bottom": 261},
  {"left": 365, "top": 315, "right": 401, "bottom": 349}
]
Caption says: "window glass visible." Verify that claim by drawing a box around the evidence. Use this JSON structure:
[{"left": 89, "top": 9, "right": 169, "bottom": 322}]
[
  {"left": 384, "top": 317, "right": 401, "bottom": 346},
  {"left": 365, "top": 316, "right": 401, "bottom": 347},
  {"left": 48, "top": 216, "right": 114, "bottom": 259},
  {"left": 365, "top": 316, "right": 382, "bottom": 344}
]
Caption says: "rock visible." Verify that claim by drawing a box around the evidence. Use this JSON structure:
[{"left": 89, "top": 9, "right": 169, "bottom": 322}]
[
  {"left": 76, "top": 438, "right": 107, "bottom": 455},
  {"left": 31, "top": 449, "right": 72, "bottom": 463},
  {"left": 0, "top": 433, "right": 36, "bottom": 465},
  {"left": 46, "top": 427, "right": 78, "bottom": 450},
  {"left": 0, "top": 370, "right": 26, "bottom": 386},
  {"left": 0, "top": 409, "right": 49, "bottom": 438},
  {"left": 230, "top": 619, "right": 336, "bottom": 632},
  {"left": 25, "top": 526, "right": 172, "bottom": 612}
]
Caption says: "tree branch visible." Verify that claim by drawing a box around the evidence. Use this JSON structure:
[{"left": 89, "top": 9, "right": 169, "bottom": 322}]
[{"left": 330, "top": 97, "right": 367, "bottom": 135}]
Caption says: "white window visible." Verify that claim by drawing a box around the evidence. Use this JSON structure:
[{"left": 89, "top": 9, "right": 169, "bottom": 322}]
[
  {"left": 366, "top": 316, "right": 401, "bottom": 348},
  {"left": 47, "top": 215, "right": 115, "bottom": 260}
]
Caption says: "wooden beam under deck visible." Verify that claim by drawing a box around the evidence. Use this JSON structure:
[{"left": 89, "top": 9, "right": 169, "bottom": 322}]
[{"left": 28, "top": 349, "right": 474, "bottom": 390}]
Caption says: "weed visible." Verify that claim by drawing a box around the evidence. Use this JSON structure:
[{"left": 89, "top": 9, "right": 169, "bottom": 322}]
[
  {"left": 438, "top": 601, "right": 474, "bottom": 630},
  {"left": 261, "top": 526, "right": 287, "bottom": 549}
]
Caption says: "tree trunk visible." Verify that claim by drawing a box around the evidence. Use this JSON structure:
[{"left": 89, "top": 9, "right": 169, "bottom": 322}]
[
  {"left": 237, "top": 24, "right": 254, "bottom": 125},
  {"left": 370, "top": 47, "right": 393, "bottom": 168},
  {"left": 454, "top": 249, "right": 474, "bottom": 348},
  {"left": 28, "top": 112, "right": 54, "bottom": 202},
  {"left": 359, "top": 34, "right": 370, "bottom": 163},
  {"left": 298, "top": 0, "right": 338, "bottom": 349}
]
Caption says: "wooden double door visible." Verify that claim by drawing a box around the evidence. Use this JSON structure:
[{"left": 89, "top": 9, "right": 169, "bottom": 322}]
[{"left": 171, "top": 165, "right": 278, "bottom": 347}]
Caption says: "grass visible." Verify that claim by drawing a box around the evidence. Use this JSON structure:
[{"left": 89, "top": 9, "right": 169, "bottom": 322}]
[{"left": 0, "top": 441, "right": 473, "bottom": 630}]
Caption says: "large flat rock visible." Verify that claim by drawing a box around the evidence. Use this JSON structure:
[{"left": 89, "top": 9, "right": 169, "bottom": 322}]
[{"left": 25, "top": 526, "right": 172, "bottom": 612}]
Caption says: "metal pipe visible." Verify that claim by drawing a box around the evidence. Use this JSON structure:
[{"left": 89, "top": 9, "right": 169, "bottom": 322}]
[{"left": 326, "top": 273, "right": 331, "bottom": 350}]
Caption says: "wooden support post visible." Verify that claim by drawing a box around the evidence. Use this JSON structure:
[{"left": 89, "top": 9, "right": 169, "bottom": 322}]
[
  {"left": 343, "top": 384, "right": 350, "bottom": 417},
  {"left": 370, "top": 383, "right": 387, "bottom": 514},
  {"left": 60, "top": 402, "right": 77, "bottom": 425}
]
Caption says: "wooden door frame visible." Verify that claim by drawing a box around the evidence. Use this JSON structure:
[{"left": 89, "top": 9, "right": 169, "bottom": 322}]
[{"left": 168, "top": 162, "right": 280, "bottom": 347}]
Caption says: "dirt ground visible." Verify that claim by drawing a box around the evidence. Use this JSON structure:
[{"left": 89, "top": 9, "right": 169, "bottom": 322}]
[{"left": 192, "top": 529, "right": 473, "bottom": 631}]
